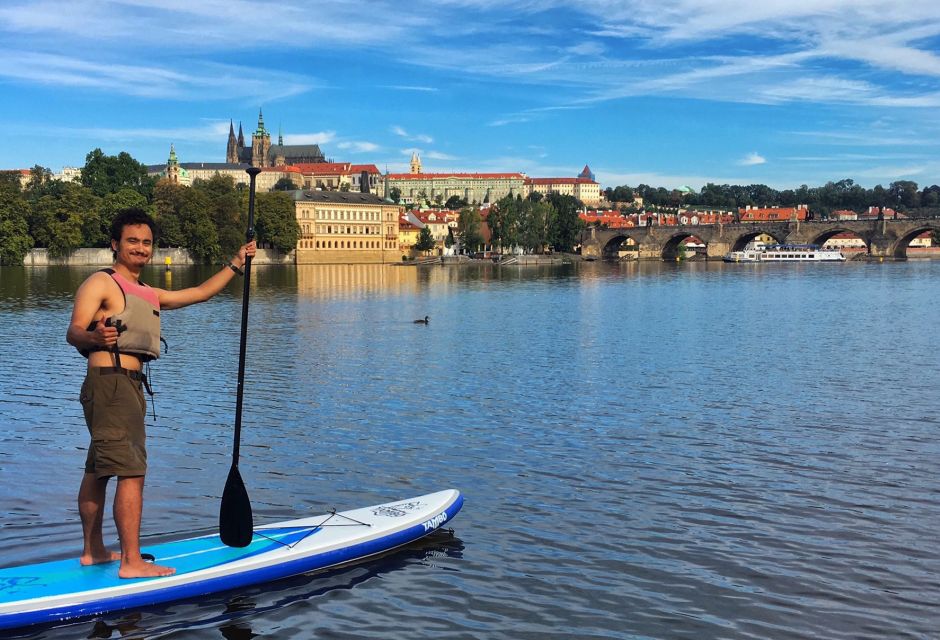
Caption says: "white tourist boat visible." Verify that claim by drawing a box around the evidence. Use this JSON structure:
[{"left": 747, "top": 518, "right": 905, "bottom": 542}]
[{"left": 723, "top": 241, "right": 845, "bottom": 263}]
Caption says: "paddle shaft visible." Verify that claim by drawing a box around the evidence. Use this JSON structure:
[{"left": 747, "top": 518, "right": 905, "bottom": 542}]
[{"left": 232, "top": 167, "right": 261, "bottom": 463}]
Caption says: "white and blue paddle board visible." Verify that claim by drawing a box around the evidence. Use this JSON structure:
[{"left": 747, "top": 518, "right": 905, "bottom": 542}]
[{"left": 0, "top": 489, "right": 463, "bottom": 631}]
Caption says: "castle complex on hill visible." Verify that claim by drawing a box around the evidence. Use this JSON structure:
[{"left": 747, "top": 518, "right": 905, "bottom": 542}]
[{"left": 226, "top": 110, "right": 325, "bottom": 167}]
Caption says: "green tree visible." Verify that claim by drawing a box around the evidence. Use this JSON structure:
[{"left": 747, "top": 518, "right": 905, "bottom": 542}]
[
  {"left": 152, "top": 180, "right": 189, "bottom": 247},
  {"left": 546, "top": 193, "right": 584, "bottom": 252},
  {"left": 255, "top": 192, "right": 300, "bottom": 253},
  {"left": 491, "top": 195, "right": 523, "bottom": 252},
  {"left": 889, "top": 180, "right": 920, "bottom": 209},
  {"left": 32, "top": 183, "right": 100, "bottom": 257},
  {"left": 90, "top": 188, "right": 148, "bottom": 247},
  {"left": 194, "top": 174, "right": 242, "bottom": 257},
  {"left": 81, "top": 148, "right": 155, "bottom": 199},
  {"left": 415, "top": 226, "right": 435, "bottom": 254},
  {"left": 606, "top": 185, "right": 635, "bottom": 203},
  {"left": 273, "top": 177, "right": 297, "bottom": 191},
  {"left": 457, "top": 206, "right": 483, "bottom": 252},
  {"left": 389, "top": 187, "right": 401, "bottom": 203},
  {"left": 26, "top": 165, "right": 53, "bottom": 193},
  {"left": 0, "top": 181, "right": 33, "bottom": 265},
  {"left": 0, "top": 171, "right": 23, "bottom": 192},
  {"left": 519, "top": 200, "right": 555, "bottom": 253},
  {"left": 444, "top": 195, "right": 467, "bottom": 209},
  {"left": 180, "top": 189, "right": 219, "bottom": 263},
  {"left": 445, "top": 227, "right": 455, "bottom": 248}
]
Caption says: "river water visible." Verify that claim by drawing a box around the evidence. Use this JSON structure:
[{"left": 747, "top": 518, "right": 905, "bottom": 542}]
[{"left": 0, "top": 260, "right": 938, "bottom": 639}]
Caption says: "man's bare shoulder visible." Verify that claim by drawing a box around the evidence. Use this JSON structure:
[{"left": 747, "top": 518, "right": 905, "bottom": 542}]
[{"left": 75, "top": 270, "right": 116, "bottom": 298}]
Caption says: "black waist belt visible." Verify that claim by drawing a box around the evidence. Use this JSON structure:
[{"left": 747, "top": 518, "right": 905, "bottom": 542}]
[{"left": 95, "top": 366, "right": 146, "bottom": 382}]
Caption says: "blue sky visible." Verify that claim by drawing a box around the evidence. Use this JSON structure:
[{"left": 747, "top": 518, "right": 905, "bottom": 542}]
[{"left": 2, "top": 0, "right": 940, "bottom": 190}]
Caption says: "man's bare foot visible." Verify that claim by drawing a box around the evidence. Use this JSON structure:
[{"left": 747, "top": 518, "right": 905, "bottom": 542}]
[
  {"left": 80, "top": 550, "right": 122, "bottom": 566},
  {"left": 118, "top": 558, "right": 175, "bottom": 579}
]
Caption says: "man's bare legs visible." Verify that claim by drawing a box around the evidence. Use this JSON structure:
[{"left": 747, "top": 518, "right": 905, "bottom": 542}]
[
  {"left": 78, "top": 472, "right": 120, "bottom": 565},
  {"left": 113, "top": 476, "right": 174, "bottom": 578},
  {"left": 77, "top": 472, "right": 174, "bottom": 577}
]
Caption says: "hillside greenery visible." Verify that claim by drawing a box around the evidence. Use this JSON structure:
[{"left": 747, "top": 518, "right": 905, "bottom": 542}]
[{"left": 0, "top": 149, "right": 299, "bottom": 265}]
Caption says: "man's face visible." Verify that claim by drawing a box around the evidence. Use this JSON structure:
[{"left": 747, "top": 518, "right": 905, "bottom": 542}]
[{"left": 113, "top": 224, "right": 153, "bottom": 267}]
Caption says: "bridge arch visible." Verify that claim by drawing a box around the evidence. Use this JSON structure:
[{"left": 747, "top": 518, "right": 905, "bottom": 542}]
[
  {"left": 601, "top": 232, "right": 642, "bottom": 259},
  {"left": 892, "top": 224, "right": 940, "bottom": 259},
  {"left": 729, "top": 228, "right": 786, "bottom": 252},
  {"left": 662, "top": 232, "right": 707, "bottom": 261},
  {"left": 807, "top": 227, "right": 869, "bottom": 258}
]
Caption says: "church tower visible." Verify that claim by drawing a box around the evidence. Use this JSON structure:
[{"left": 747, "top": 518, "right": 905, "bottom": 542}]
[
  {"left": 251, "top": 109, "right": 272, "bottom": 167},
  {"left": 410, "top": 151, "right": 422, "bottom": 174},
  {"left": 226, "top": 121, "right": 238, "bottom": 164},
  {"left": 167, "top": 144, "right": 180, "bottom": 184}
]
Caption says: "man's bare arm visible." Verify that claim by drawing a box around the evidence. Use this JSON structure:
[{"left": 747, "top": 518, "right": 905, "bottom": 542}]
[
  {"left": 66, "top": 273, "right": 118, "bottom": 351},
  {"left": 156, "top": 241, "right": 256, "bottom": 311}
]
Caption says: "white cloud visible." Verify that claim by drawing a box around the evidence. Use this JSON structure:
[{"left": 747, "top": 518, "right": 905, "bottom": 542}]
[
  {"left": 739, "top": 152, "right": 767, "bottom": 166},
  {"left": 287, "top": 131, "right": 336, "bottom": 145},
  {"left": 0, "top": 49, "right": 315, "bottom": 100},
  {"left": 337, "top": 141, "right": 380, "bottom": 152},
  {"left": 383, "top": 85, "right": 439, "bottom": 92},
  {"left": 34, "top": 120, "right": 231, "bottom": 142},
  {"left": 489, "top": 115, "right": 531, "bottom": 127},
  {"left": 595, "top": 169, "right": 750, "bottom": 191},
  {"left": 399, "top": 148, "right": 456, "bottom": 162},
  {"left": 567, "top": 41, "right": 604, "bottom": 56},
  {"left": 391, "top": 126, "right": 433, "bottom": 144}
]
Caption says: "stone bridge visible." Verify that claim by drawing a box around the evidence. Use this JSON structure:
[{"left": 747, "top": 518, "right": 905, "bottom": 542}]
[{"left": 580, "top": 218, "right": 940, "bottom": 260}]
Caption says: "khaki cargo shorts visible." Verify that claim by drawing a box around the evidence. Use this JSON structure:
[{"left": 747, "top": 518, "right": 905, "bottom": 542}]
[{"left": 80, "top": 367, "right": 147, "bottom": 478}]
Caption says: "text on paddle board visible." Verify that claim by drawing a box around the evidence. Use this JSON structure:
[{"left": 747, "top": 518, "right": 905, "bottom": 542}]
[{"left": 422, "top": 512, "right": 448, "bottom": 532}]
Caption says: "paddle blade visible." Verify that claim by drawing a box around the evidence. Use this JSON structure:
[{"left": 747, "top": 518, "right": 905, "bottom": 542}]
[{"left": 220, "top": 465, "right": 253, "bottom": 547}]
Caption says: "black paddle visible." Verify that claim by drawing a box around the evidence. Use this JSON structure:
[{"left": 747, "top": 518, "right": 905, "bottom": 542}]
[{"left": 220, "top": 166, "right": 262, "bottom": 547}]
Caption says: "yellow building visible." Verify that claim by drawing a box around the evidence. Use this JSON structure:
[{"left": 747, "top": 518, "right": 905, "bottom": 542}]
[
  {"left": 292, "top": 190, "right": 401, "bottom": 264},
  {"left": 384, "top": 154, "right": 525, "bottom": 205},
  {"left": 292, "top": 162, "right": 381, "bottom": 193},
  {"left": 398, "top": 215, "right": 421, "bottom": 256},
  {"left": 524, "top": 177, "right": 601, "bottom": 206}
]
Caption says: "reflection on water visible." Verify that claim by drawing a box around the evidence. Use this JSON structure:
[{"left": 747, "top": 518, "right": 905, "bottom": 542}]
[{"left": 1, "top": 261, "right": 940, "bottom": 639}]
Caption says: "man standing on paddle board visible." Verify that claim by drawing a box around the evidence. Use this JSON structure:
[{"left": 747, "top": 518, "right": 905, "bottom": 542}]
[{"left": 66, "top": 208, "right": 256, "bottom": 579}]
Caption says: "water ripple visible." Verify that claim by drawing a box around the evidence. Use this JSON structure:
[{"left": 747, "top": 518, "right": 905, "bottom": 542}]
[{"left": 1, "top": 262, "right": 939, "bottom": 638}]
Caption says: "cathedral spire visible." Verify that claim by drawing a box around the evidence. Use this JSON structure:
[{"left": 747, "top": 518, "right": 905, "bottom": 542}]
[
  {"left": 255, "top": 108, "right": 267, "bottom": 135},
  {"left": 226, "top": 120, "right": 238, "bottom": 163},
  {"left": 278, "top": 123, "right": 283, "bottom": 146},
  {"left": 237, "top": 122, "right": 244, "bottom": 147}
]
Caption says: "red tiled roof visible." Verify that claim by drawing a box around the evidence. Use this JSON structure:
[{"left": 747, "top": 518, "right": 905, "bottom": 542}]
[
  {"left": 398, "top": 217, "right": 419, "bottom": 231},
  {"left": 387, "top": 172, "right": 524, "bottom": 180},
  {"left": 525, "top": 177, "right": 597, "bottom": 185},
  {"left": 260, "top": 165, "right": 302, "bottom": 173},
  {"left": 413, "top": 210, "right": 458, "bottom": 224},
  {"left": 291, "top": 162, "right": 380, "bottom": 175}
]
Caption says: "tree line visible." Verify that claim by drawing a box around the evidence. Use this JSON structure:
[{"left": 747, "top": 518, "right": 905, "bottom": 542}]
[
  {"left": 0, "top": 149, "right": 300, "bottom": 266},
  {"left": 460, "top": 192, "right": 584, "bottom": 254},
  {"left": 605, "top": 179, "right": 940, "bottom": 217}
]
